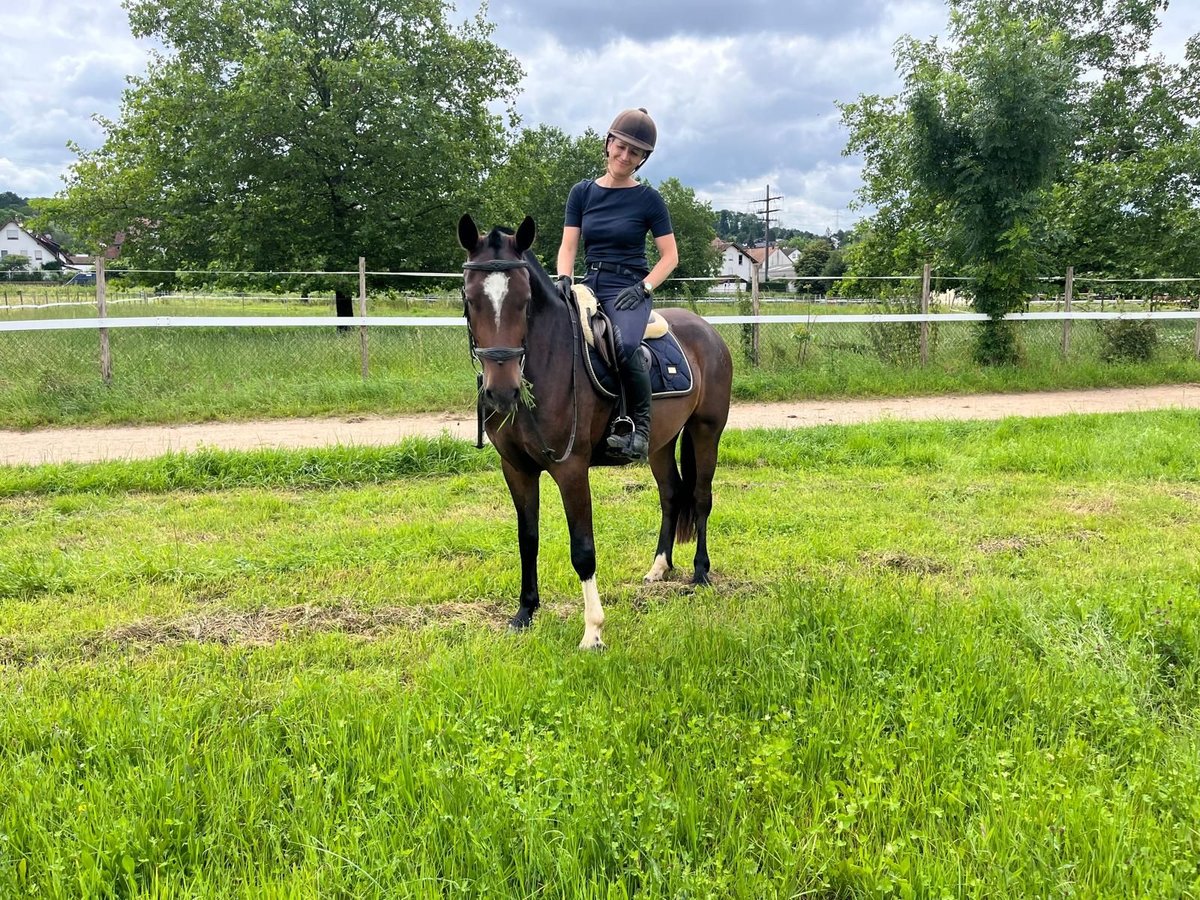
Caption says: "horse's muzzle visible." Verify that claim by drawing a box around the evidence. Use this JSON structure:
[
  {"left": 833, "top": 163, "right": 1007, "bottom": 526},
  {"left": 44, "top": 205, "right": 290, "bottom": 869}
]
[{"left": 475, "top": 346, "right": 525, "bottom": 414}]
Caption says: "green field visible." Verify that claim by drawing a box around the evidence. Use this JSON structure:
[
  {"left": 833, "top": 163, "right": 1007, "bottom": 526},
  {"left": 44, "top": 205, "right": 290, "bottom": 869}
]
[{"left": 2, "top": 412, "right": 1199, "bottom": 896}]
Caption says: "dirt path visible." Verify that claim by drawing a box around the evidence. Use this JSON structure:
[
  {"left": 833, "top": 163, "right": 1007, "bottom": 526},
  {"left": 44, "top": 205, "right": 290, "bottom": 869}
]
[{"left": 3, "top": 383, "right": 1198, "bottom": 467}]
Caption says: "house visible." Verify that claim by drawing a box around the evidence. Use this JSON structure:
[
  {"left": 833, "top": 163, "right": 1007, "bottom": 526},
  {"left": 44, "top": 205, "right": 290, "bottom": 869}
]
[
  {"left": 711, "top": 239, "right": 797, "bottom": 293},
  {"left": 746, "top": 245, "right": 798, "bottom": 286},
  {"left": 0, "top": 220, "right": 72, "bottom": 270}
]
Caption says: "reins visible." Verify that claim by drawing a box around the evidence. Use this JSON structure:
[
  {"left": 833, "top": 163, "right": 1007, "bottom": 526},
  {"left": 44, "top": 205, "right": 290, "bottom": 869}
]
[{"left": 462, "top": 257, "right": 581, "bottom": 463}]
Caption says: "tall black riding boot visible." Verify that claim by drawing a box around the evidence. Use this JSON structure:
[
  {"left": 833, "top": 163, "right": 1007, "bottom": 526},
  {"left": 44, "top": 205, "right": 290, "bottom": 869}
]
[{"left": 607, "top": 348, "right": 652, "bottom": 462}]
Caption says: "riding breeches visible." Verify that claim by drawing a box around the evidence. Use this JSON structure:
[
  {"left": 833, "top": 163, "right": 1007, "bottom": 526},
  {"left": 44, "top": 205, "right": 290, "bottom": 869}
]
[{"left": 583, "top": 269, "right": 651, "bottom": 365}]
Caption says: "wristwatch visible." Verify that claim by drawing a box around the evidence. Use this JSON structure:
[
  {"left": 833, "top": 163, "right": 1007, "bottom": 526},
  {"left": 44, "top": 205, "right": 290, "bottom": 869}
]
[{"left": 643, "top": 280, "right": 654, "bottom": 295}]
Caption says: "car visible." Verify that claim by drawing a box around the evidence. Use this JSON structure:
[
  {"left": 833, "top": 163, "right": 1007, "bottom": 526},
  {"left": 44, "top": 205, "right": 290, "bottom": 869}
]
[{"left": 64, "top": 272, "right": 96, "bottom": 285}]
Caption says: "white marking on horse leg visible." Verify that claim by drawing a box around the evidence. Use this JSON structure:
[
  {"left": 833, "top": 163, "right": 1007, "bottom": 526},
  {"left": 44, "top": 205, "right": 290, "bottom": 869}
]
[
  {"left": 578, "top": 576, "right": 605, "bottom": 650},
  {"left": 483, "top": 272, "right": 509, "bottom": 329},
  {"left": 643, "top": 553, "right": 671, "bottom": 583}
]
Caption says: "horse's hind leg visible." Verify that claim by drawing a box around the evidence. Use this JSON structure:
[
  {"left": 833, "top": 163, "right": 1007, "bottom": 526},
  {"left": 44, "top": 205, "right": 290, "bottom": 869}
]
[
  {"left": 644, "top": 434, "right": 681, "bottom": 583},
  {"left": 686, "top": 422, "right": 723, "bottom": 586},
  {"left": 501, "top": 460, "right": 541, "bottom": 630}
]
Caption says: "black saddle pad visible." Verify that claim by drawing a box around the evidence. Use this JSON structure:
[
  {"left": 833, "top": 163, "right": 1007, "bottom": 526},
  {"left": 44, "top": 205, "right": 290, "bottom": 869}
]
[{"left": 585, "top": 329, "right": 694, "bottom": 399}]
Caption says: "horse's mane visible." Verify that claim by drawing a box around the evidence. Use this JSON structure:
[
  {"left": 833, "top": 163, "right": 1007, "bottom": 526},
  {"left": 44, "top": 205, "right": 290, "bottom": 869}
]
[{"left": 522, "top": 249, "right": 556, "bottom": 305}]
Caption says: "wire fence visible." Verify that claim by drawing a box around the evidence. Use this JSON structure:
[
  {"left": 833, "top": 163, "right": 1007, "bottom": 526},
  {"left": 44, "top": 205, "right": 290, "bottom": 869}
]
[{"left": 2, "top": 260, "right": 1198, "bottom": 427}]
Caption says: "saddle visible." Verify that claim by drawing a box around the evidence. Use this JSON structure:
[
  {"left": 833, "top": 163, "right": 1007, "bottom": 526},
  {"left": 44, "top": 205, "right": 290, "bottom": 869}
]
[
  {"left": 565, "top": 283, "right": 693, "bottom": 407},
  {"left": 571, "top": 283, "right": 668, "bottom": 371}
]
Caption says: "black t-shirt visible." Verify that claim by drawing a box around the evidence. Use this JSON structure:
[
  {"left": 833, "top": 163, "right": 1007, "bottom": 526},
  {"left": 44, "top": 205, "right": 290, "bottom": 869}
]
[{"left": 564, "top": 179, "right": 673, "bottom": 272}]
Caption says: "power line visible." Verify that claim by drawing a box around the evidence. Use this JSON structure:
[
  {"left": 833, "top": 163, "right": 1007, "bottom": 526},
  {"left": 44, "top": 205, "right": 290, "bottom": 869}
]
[{"left": 751, "top": 185, "right": 782, "bottom": 279}]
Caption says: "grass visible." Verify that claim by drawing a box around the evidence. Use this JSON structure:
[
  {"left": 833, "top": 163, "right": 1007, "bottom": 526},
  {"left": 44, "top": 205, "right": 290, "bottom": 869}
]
[{"left": 1, "top": 411, "right": 1199, "bottom": 896}]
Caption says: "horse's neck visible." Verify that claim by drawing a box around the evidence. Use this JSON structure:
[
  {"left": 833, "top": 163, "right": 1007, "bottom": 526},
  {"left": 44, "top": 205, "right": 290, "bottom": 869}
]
[{"left": 525, "top": 291, "right": 572, "bottom": 379}]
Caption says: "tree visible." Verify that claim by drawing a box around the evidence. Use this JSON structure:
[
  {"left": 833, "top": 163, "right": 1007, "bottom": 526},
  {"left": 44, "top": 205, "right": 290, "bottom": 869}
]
[
  {"left": 480, "top": 125, "right": 604, "bottom": 270},
  {"left": 0, "top": 192, "right": 32, "bottom": 224},
  {"left": 905, "top": 7, "right": 1076, "bottom": 363},
  {"left": 50, "top": 0, "right": 521, "bottom": 315},
  {"left": 0, "top": 254, "right": 31, "bottom": 277},
  {"left": 650, "top": 178, "right": 721, "bottom": 298},
  {"left": 1045, "top": 36, "right": 1200, "bottom": 277},
  {"left": 793, "top": 238, "right": 833, "bottom": 293},
  {"left": 841, "top": 0, "right": 1200, "bottom": 325}
]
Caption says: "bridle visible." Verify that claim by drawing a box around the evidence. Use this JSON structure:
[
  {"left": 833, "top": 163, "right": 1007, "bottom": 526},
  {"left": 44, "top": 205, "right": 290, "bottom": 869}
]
[
  {"left": 461, "top": 258, "right": 530, "bottom": 367},
  {"left": 462, "top": 256, "right": 580, "bottom": 463}
]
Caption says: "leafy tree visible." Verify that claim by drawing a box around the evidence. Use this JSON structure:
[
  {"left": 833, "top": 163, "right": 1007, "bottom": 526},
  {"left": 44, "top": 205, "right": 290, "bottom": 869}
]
[
  {"left": 0, "top": 254, "right": 31, "bottom": 275},
  {"left": 650, "top": 178, "right": 721, "bottom": 298},
  {"left": 793, "top": 238, "right": 833, "bottom": 293},
  {"left": 1045, "top": 36, "right": 1200, "bottom": 278},
  {"left": 842, "top": 0, "right": 1200, "bottom": 324},
  {"left": 49, "top": 0, "right": 521, "bottom": 314},
  {"left": 904, "top": 7, "right": 1076, "bottom": 363},
  {"left": 480, "top": 125, "right": 604, "bottom": 270},
  {"left": 0, "top": 192, "right": 33, "bottom": 225}
]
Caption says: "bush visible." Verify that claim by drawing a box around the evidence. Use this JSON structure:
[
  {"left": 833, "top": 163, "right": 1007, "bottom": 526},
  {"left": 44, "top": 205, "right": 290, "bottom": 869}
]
[
  {"left": 868, "top": 296, "right": 939, "bottom": 364},
  {"left": 1099, "top": 319, "right": 1158, "bottom": 363}
]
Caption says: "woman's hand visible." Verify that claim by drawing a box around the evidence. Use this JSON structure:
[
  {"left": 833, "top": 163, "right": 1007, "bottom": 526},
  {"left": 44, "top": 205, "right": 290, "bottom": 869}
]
[
  {"left": 556, "top": 275, "right": 573, "bottom": 303},
  {"left": 613, "top": 282, "right": 648, "bottom": 310}
]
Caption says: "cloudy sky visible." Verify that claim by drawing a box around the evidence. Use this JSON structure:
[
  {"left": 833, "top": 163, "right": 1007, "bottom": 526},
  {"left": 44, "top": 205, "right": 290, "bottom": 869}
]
[{"left": 4, "top": 0, "right": 1198, "bottom": 232}]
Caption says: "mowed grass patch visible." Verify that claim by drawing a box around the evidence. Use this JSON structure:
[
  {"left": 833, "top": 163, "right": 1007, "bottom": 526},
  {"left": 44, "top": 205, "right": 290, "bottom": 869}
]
[{"left": 1, "top": 411, "right": 1199, "bottom": 896}]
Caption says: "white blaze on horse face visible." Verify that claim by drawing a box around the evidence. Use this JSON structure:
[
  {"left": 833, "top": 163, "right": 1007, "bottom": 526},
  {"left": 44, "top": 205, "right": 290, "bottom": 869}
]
[
  {"left": 482, "top": 272, "right": 509, "bottom": 329},
  {"left": 579, "top": 576, "right": 605, "bottom": 650}
]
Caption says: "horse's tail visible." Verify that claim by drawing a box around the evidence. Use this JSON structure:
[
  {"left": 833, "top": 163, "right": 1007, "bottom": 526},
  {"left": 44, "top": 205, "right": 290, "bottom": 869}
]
[{"left": 675, "top": 428, "right": 698, "bottom": 544}]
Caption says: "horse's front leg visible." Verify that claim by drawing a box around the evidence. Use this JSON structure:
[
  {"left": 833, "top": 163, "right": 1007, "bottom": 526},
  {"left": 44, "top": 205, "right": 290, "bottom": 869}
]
[
  {"left": 501, "top": 459, "right": 541, "bottom": 630},
  {"left": 550, "top": 461, "right": 604, "bottom": 650}
]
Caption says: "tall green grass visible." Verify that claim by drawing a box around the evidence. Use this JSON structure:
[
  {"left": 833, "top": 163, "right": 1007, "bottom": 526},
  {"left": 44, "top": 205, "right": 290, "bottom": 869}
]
[{"left": 1, "top": 411, "right": 1199, "bottom": 896}]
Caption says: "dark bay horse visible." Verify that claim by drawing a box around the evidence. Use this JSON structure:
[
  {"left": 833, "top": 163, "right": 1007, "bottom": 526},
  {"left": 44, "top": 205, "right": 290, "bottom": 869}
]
[{"left": 458, "top": 214, "right": 733, "bottom": 649}]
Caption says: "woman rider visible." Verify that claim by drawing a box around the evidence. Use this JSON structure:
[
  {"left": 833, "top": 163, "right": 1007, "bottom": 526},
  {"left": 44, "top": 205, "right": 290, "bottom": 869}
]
[{"left": 555, "top": 108, "right": 679, "bottom": 462}]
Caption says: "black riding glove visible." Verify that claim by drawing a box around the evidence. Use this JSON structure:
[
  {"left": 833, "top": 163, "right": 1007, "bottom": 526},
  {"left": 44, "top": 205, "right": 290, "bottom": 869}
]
[
  {"left": 556, "top": 275, "right": 573, "bottom": 303},
  {"left": 613, "top": 282, "right": 648, "bottom": 310}
]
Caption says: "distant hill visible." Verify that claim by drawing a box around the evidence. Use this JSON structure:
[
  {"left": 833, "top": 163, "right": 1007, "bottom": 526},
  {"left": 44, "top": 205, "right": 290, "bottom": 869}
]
[
  {"left": 714, "top": 208, "right": 852, "bottom": 248},
  {"left": 0, "top": 191, "right": 34, "bottom": 224}
]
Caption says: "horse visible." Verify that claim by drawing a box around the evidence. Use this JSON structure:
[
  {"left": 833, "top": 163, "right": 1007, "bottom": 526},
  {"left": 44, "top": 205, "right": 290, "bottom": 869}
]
[{"left": 458, "top": 214, "right": 733, "bottom": 650}]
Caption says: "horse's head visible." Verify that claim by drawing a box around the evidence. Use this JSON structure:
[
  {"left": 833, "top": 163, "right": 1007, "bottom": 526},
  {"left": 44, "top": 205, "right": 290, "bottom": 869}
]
[{"left": 458, "top": 213, "right": 537, "bottom": 414}]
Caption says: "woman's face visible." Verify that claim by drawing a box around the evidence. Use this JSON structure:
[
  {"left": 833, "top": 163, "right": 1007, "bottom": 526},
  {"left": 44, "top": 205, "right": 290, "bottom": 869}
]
[{"left": 606, "top": 136, "right": 647, "bottom": 178}]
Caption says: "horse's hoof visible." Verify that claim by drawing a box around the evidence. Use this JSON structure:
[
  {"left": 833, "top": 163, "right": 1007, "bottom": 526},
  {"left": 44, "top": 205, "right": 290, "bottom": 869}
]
[
  {"left": 508, "top": 608, "right": 536, "bottom": 631},
  {"left": 692, "top": 571, "right": 711, "bottom": 587},
  {"left": 578, "top": 637, "right": 607, "bottom": 652}
]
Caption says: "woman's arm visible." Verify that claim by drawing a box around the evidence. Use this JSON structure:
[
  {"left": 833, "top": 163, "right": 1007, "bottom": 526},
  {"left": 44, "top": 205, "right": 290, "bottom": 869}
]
[
  {"left": 645, "top": 232, "right": 678, "bottom": 292},
  {"left": 556, "top": 226, "right": 581, "bottom": 278}
]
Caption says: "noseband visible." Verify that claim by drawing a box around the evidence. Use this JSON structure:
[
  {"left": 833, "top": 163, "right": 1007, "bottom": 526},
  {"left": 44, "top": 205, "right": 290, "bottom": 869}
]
[{"left": 462, "top": 258, "right": 530, "bottom": 364}]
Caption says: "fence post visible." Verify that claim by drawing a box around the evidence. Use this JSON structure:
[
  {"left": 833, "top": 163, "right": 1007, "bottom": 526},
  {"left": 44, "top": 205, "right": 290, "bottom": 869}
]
[
  {"left": 920, "top": 262, "right": 931, "bottom": 365},
  {"left": 358, "top": 256, "right": 369, "bottom": 379},
  {"left": 96, "top": 255, "right": 112, "bottom": 384},
  {"left": 1061, "top": 266, "right": 1074, "bottom": 358},
  {"left": 750, "top": 261, "right": 761, "bottom": 366},
  {"left": 1194, "top": 306, "right": 1200, "bottom": 361}
]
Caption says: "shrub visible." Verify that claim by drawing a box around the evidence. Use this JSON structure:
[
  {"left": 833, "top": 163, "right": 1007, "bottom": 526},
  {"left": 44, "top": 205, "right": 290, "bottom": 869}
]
[
  {"left": 868, "top": 296, "right": 939, "bottom": 364},
  {"left": 1099, "top": 319, "right": 1158, "bottom": 363}
]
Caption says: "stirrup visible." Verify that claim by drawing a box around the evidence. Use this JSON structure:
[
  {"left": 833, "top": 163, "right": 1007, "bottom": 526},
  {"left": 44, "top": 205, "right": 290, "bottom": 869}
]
[{"left": 608, "top": 416, "right": 634, "bottom": 442}]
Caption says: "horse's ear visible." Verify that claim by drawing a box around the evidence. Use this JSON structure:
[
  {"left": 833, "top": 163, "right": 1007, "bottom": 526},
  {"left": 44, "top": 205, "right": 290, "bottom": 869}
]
[
  {"left": 458, "top": 214, "right": 481, "bottom": 252},
  {"left": 515, "top": 216, "right": 536, "bottom": 254}
]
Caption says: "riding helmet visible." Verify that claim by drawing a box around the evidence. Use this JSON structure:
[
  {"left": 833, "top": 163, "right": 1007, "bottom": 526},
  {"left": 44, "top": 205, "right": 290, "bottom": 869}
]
[{"left": 607, "top": 108, "right": 657, "bottom": 155}]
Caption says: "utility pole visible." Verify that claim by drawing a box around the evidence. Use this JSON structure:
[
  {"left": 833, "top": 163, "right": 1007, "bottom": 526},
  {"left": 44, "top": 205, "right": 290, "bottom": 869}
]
[{"left": 752, "top": 185, "right": 782, "bottom": 280}]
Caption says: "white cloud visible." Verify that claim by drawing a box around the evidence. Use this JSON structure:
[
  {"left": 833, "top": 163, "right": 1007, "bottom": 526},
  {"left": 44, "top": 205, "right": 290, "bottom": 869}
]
[{"left": 5, "top": 0, "right": 1197, "bottom": 233}]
